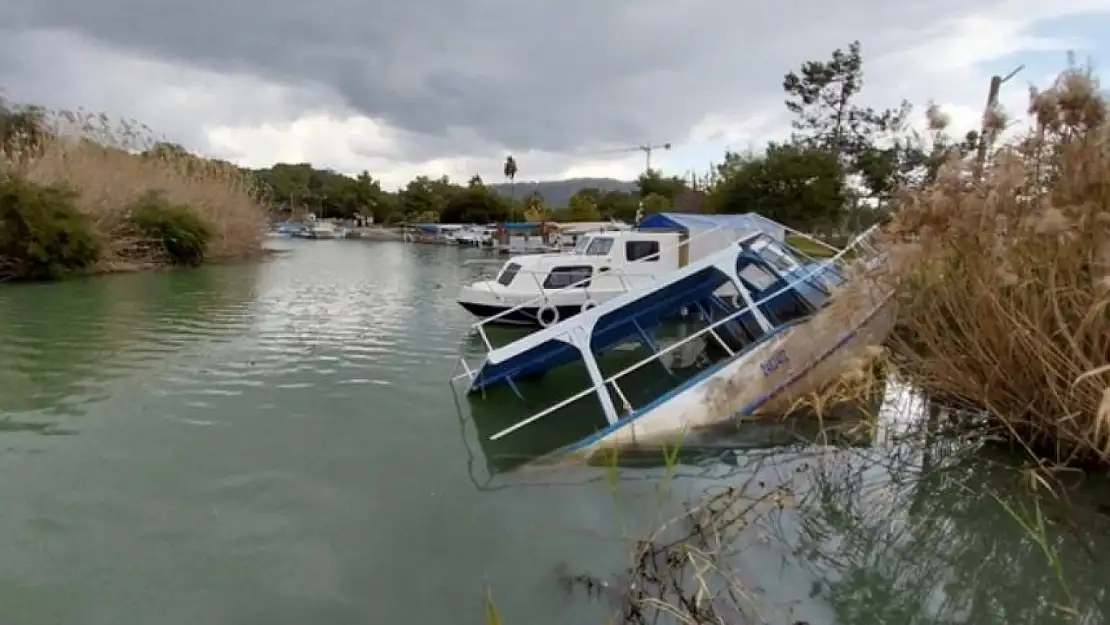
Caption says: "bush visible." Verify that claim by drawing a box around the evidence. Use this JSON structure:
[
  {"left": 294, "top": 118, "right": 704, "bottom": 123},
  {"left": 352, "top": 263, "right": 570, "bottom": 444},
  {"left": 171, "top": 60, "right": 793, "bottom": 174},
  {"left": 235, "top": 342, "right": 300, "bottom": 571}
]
[
  {"left": 880, "top": 64, "right": 1110, "bottom": 466},
  {"left": 127, "top": 191, "right": 213, "bottom": 266},
  {"left": 0, "top": 177, "right": 101, "bottom": 280},
  {"left": 0, "top": 99, "right": 268, "bottom": 273}
]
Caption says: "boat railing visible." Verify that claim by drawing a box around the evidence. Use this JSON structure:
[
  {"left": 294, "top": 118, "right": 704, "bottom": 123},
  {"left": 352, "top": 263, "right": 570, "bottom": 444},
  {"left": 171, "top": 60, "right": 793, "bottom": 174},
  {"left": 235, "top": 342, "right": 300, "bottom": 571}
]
[
  {"left": 452, "top": 223, "right": 886, "bottom": 442},
  {"left": 468, "top": 225, "right": 733, "bottom": 349},
  {"left": 779, "top": 225, "right": 884, "bottom": 267}
]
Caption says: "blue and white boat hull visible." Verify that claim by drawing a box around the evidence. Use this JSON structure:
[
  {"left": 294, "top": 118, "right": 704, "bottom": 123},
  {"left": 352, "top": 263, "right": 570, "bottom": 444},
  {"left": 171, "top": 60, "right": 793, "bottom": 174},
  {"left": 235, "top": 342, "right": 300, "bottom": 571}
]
[{"left": 549, "top": 281, "right": 895, "bottom": 460}]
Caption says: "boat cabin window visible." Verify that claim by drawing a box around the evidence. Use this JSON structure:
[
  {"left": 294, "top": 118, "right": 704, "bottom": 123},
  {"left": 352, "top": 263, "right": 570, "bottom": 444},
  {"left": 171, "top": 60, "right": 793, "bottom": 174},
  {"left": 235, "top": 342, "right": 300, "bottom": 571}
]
[
  {"left": 753, "top": 240, "right": 800, "bottom": 274},
  {"left": 738, "top": 257, "right": 818, "bottom": 327},
  {"left": 738, "top": 263, "right": 779, "bottom": 291},
  {"left": 542, "top": 265, "right": 593, "bottom": 289},
  {"left": 572, "top": 237, "right": 613, "bottom": 256},
  {"left": 625, "top": 240, "right": 660, "bottom": 262},
  {"left": 497, "top": 263, "right": 521, "bottom": 286}
]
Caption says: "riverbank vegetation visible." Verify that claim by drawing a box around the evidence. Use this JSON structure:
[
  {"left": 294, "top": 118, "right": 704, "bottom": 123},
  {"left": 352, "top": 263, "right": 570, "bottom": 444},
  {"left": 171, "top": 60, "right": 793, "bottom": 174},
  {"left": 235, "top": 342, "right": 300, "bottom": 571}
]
[
  {"left": 0, "top": 101, "right": 267, "bottom": 281},
  {"left": 879, "top": 62, "right": 1110, "bottom": 468}
]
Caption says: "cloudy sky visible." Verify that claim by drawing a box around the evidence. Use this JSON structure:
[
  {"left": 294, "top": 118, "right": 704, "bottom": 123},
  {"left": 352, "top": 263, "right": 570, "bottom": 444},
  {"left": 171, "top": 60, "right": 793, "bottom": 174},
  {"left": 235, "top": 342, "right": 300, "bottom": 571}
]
[{"left": 1, "top": 0, "right": 1107, "bottom": 189}]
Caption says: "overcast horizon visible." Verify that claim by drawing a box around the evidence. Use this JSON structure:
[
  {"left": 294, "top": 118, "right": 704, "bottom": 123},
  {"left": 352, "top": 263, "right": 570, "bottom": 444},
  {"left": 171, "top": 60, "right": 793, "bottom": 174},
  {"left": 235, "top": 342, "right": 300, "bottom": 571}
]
[{"left": 2, "top": 0, "right": 1108, "bottom": 190}]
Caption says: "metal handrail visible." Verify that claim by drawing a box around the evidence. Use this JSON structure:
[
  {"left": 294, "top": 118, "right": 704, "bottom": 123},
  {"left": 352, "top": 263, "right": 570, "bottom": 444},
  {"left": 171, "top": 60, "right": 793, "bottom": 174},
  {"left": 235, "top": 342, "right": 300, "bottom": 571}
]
[{"left": 482, "top": 223, "right": 886, "bottom": 441}]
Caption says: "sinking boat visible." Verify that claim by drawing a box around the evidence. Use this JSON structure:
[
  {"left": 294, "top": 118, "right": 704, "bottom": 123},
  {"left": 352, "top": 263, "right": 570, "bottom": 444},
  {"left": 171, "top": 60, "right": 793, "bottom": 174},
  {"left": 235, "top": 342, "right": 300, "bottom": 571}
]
[
  {"left": 456, "top": 212, "right": 788, "bottom": 328},
  {"left": 449, "top": 224, "right": 893, "bottom": 462}
]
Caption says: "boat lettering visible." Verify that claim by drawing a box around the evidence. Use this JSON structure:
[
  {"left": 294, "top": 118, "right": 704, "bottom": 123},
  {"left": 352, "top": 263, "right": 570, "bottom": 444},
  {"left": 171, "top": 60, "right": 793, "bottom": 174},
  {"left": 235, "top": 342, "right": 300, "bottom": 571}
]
[{"left": 760, "top": 348, "right": 789, "bottom": 377}]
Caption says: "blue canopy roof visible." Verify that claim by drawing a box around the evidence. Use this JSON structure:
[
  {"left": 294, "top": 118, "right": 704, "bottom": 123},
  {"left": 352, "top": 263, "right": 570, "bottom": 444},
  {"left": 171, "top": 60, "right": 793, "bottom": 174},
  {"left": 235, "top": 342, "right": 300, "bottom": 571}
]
[
  {"left": 639, "top": 212, "right": 787, "bottom": 240},
  {"left": 501, "top": 221, "right": 544, "bottom": 232}
]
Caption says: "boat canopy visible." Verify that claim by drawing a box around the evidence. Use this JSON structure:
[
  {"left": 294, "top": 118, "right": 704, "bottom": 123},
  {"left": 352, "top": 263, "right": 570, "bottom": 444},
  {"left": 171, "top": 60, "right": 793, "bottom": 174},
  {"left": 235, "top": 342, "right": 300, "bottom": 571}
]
[{"left": 639, "top": 212, "right": 787, "bottom": 242}]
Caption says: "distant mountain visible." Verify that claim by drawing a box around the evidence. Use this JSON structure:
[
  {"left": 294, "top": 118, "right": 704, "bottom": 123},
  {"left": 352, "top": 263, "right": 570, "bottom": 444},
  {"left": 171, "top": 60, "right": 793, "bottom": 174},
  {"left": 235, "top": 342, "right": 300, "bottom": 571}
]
[{"left": 486, "top": 177, "right": 638, "bottom": 207}]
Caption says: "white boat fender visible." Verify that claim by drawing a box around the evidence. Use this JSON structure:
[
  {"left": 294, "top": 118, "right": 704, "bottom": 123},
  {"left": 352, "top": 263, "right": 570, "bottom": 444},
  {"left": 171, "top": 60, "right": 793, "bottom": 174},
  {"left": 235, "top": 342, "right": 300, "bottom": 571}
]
[
  {"left": 580, "top": 300, "right": 598, "bottom": 314},
  {"left": 536, "top": 305, "right": 560, "bottom": 327}
]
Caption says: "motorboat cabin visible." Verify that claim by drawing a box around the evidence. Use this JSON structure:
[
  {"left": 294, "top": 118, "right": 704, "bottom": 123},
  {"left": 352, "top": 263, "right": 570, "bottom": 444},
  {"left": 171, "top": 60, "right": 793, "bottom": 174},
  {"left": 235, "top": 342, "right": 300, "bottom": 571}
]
[
  {"left": 456, "top": 230, "right": 689, "bottom": 327},
  {"left": 456, "top": 212, "right": 795, "bottom": 328}
]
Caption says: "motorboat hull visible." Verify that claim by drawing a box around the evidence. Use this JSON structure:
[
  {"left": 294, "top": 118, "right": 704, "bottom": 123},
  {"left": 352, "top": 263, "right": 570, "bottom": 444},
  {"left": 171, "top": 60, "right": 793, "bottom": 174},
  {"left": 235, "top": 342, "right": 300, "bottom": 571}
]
[
  {"left": 552, "top": 281, "right": 896, "bottom": 461},
  {"left": 457, "top": 284, "right": 736, "bottom": 328},
  {"left": 457, "top": 301, "right": 590, "bottom": 326}
]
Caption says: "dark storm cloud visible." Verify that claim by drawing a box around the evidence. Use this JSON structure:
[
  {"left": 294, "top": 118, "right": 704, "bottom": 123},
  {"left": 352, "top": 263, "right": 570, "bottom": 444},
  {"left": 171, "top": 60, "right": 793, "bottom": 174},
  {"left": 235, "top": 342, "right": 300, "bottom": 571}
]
[{"left": 0, "top": 0, "right": 1066, "bottom": 155}]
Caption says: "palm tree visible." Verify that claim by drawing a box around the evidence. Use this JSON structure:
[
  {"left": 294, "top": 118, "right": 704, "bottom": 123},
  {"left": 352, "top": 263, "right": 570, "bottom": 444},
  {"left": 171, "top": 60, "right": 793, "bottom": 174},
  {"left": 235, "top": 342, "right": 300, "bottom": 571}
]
[{"left": 503, "top": 155, "right": 518, "bottom": 222}]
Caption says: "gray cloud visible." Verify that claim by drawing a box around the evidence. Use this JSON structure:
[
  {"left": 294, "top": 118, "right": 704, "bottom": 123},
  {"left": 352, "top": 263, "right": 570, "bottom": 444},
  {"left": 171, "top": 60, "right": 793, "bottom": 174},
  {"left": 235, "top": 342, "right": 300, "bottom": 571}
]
[{"left": 0, "top": 0, "right": 1098, "bottom": 163}]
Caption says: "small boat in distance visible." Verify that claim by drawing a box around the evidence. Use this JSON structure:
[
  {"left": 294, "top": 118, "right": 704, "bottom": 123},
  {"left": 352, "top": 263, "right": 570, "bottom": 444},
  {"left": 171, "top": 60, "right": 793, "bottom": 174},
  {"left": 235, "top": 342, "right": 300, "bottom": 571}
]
[
  {"left": 293, "top": 215, "right": 340, "bottom": 240},
  {"left": 450, "top": 224, "right": 892, "bottom": 464},
  {"left": 455, "top": 226, "right": 496, "bottom": 247},
  {"left": 268, "top": 220, "right": 304, "bottom": 237}
]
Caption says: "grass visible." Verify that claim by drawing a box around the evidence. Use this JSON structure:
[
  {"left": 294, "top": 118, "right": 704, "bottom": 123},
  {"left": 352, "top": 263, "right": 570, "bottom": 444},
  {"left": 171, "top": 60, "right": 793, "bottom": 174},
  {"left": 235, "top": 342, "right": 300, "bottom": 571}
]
[
  {"left": 876, "top": 62, "right": 1110, "bottom": 467},
  {"left": 0, "top": 97, "right": 267, "bottom": 278},
  {"left": 785, "top": 234, "right": 836, "bottom": 258}
]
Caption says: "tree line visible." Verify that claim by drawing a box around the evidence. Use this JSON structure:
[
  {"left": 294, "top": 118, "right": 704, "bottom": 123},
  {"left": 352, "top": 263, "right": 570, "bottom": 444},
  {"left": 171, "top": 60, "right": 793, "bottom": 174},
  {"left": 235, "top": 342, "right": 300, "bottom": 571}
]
[{"left": 4, "top": 41, "right": 982, "bottom": 236}]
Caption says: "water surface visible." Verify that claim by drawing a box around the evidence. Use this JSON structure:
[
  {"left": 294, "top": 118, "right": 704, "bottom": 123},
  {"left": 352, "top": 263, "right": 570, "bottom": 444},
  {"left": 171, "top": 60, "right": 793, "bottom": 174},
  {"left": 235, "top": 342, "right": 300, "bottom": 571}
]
[{"left": 1, "top": 238, "right": 1107, "bottom": 624}]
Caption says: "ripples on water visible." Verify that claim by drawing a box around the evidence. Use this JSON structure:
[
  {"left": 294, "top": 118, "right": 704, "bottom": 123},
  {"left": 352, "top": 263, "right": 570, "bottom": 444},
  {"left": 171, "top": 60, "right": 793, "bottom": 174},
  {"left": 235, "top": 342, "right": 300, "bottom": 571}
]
[
  {"left": 0, "top": 239, "right": 469, "bottom": 423},
  {"left": 3, "top": 239, "right": 1110, "bottom": 625}
]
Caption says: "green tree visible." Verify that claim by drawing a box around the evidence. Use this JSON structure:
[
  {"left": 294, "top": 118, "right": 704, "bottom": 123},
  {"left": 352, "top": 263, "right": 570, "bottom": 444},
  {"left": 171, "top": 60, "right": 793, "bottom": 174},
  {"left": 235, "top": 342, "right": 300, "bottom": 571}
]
[
  {"left": 782, "top": 40, "right": 918, "bottom": 200},
  {"left": 706, "top": 142, "right": 846, "bottom": 233},
  {"left": 596, "top": 191, "right": 640, "bottom": 222},
  {"left": 398, "top": 176, "right": 446, "bottom": 221},
  {"left": 440, "top": 185, "right": 509, "bottom": 223},
  {"left": 354, "top": 171, "right": 390, "bottom": 222},
  {"left": 636, "top": 170, "right": 688, "bottom": 201},
  {"left": 503, "top": 155, "right": 519, "bottom": 221},
  {"left": 0, "top": 102, "right": 47, "bottom": 154},
  {"left": 521, "top": 191, "right": 548, "bottom": 222},
  {"left": 566, "top": 191, "right": 602, "bottom": 221},
  {"left": 640, "top": 192, "right": 672, "bottom": 216},
  {"left": 144, "top": 141, "right": 189, "bottom": 159},
  {"left": 502, "top": 155, "right": 518, "bottom": 195}
]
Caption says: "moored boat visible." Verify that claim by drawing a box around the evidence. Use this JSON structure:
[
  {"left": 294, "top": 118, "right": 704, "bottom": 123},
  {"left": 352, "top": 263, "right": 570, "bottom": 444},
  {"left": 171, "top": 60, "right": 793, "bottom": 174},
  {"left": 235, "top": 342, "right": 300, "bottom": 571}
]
[
  {"left": 456, "top": 212, "right": 788, "bottom": 328},
  {"left": 293, "top": 219, "right": 339, "bottom": 239},
  {"left": 450, "top": 224, "right": 892, "bottom": 463}
]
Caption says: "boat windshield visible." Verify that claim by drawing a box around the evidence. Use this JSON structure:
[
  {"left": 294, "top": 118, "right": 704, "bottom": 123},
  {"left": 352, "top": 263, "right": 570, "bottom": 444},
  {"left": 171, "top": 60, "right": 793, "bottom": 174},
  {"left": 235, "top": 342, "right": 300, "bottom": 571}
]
[
  {"left": 572, "top": 236, "right": 614, "bottom": 256},
  {"left": 750, "top": 239, "right": 803, "bottom": 274}
]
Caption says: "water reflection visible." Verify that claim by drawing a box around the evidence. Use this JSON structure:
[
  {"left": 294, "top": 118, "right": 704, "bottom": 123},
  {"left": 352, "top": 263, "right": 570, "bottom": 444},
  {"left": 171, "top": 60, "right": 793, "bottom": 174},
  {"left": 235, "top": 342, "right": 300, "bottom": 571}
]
[
  {"left": 0, "top": 267, "right": 257, "bottom": 417},
  {"left": 761, "top": 440, "right": 1109, "bottom": 624},
  {"left": 466, "top": 372, "right": 1110, "bottom": 624}
]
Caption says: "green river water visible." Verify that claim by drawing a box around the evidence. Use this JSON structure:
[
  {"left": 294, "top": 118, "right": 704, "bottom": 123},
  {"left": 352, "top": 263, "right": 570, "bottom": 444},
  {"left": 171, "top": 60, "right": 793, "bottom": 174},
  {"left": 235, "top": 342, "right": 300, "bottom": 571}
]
[{"left": 1, "top": 238, "right": 1109, "bottom": 624}]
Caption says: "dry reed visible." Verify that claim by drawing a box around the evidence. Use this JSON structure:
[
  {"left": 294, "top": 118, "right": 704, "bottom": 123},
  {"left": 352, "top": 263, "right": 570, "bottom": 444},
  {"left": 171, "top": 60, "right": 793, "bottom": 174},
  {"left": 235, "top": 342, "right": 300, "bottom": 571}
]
[
  {"left": 878, "top": 62, "right": 1110, "bottom": 466},
  {"left": 0, "top": 99, "right": 267, "bottom": 272}
]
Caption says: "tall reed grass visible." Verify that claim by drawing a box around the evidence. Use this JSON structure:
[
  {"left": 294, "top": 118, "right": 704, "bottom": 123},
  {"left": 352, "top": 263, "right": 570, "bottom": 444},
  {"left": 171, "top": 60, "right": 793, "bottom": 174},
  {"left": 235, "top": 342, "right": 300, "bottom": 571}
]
[
  {"left": 880, "top": 63, "right": 1110, "bottom": 466},
  {"left": 0, "top": 98, "right": 267, "bottom": 275}
]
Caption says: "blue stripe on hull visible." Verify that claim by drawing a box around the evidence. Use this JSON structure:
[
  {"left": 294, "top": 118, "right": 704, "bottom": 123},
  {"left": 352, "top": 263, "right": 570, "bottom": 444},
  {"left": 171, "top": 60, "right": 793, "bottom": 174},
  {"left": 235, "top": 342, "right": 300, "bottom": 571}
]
[{"left": 457, "top": 301, "right": 585, "bottom": 326}]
